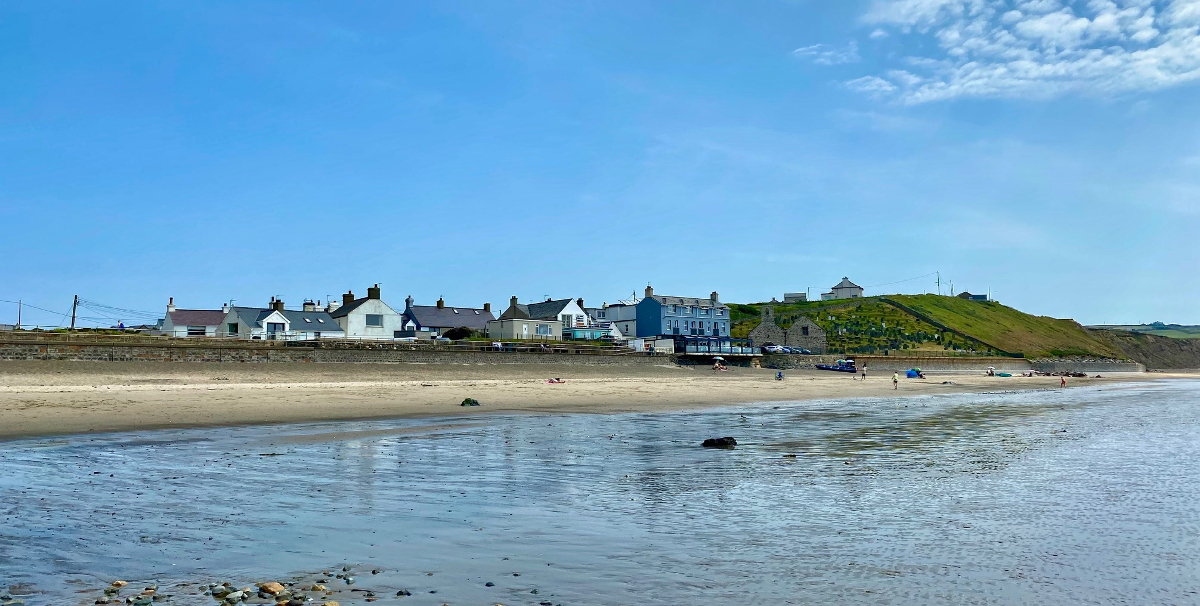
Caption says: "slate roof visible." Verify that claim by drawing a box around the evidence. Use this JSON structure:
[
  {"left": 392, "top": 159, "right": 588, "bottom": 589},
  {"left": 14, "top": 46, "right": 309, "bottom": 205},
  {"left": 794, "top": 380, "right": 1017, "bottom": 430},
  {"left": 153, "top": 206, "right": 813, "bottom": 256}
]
[
  {"left": 329, "top": 299, "right": 369, "bottom": 318},
  {"left": 647, "top": 295, "right": 727, "bottom": 309},
  {"left": 405, "top": 305, "right": 495, "bottom": 330},
  {"left": 281, "top": 309, "right": 341, "bottom": 331},
  {"left": 329, "top": 298, "right": 398, "bottom": 318},
  {"left": 524, "top": 299, "right": 574, "bottom": 320},
  {"left": 832, "top": 277, "right": 862, "bottom": 290},
  {"left": 499, "top": 304, "right": 530, "bottom": 320},
  {"left": 167, "top": 310, "right": 227, "bottom": 327},
  {"left": 227, "top": 307, "right": 341, "bottom": 332}
]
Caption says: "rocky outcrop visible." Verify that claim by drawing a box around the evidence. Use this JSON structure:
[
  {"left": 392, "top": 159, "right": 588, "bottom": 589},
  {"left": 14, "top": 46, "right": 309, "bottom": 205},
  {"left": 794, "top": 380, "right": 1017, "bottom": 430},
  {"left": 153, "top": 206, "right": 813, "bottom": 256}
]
[{"left": 1092, "top": 330, "right": 1200, "bottom": 370}]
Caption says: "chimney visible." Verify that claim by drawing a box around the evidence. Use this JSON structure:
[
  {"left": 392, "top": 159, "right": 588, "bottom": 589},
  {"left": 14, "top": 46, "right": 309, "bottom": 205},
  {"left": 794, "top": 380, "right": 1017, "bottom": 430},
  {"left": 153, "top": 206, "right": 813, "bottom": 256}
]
[
  {"left": 326, "top": 299, "right": 340, "bottom": 313},
  {"left": 303, "top": 300, "right": 316, "bottom": 312},
  {"left": 270, "top": 298, "right": 285, "bottom": 312},
  {"left": 367, "top": 284, "right": 381, "bottom": 300},
  {"left": 577, "top": 298, "right": 584, "bottom": 308},
  {"left": 509, "top": 296, "right": 519, "bottom": 308},
  {"left": 483, "top": 302, "right": 491, "bottom": 313},
  {"left": 405, "top": 295, "right": 414, "bottom": 310},
  {"left": 167, "top": 297, "right": 176, "bottom": 313},
  {"left": 645, "top": 285, "right": 654, "bottom": 298},
  {"left": 710, "top": 291, "right": 719, "bottom": 303},
  {"left": 436, "top": 297, "right": 445, "bottom": 309},
  {"left": 343, "top": 291, "right": 355, "bottom": 306},
  {"left": 222, "top": 302, "right": 229, "bottom": 313}
]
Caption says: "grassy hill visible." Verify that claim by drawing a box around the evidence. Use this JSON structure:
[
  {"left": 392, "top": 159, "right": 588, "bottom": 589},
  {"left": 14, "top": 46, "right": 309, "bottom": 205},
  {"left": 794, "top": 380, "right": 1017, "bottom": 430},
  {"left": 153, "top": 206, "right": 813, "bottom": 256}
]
[
  {"left": 883, "top": 295, "right": 1124, "bottom": 358},
  {"left": 730, "top": 294, "right": 1127, "bottom": 359}
]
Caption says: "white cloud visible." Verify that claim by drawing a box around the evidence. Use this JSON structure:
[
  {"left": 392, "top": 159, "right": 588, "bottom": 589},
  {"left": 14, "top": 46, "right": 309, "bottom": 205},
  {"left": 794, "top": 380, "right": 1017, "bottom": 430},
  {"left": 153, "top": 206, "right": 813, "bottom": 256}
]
[
  {"left": 870, "top": 28, "right": 891, "bottom": 38},
  {"left": 792, "top": 41, "right": 861, "bottom": 64},
  {"left": 854, "top": 0, "right": 1200, "bottom": 102},
  {"left": 846, "top": 75, "right": 900, "bottom": 96}
]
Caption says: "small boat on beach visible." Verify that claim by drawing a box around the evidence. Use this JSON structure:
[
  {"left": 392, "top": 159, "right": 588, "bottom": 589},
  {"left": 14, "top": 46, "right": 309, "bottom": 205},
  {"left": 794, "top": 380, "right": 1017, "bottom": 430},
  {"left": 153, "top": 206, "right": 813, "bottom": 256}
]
[{"left": 816, "top": 359, "right": 857, "bottom": 373}]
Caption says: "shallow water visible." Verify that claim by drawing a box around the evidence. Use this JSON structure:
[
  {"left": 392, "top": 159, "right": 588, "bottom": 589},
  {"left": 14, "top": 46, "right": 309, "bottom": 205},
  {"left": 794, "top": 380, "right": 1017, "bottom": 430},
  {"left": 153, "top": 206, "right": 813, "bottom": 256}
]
[{"left": 2, "top": 381, "right": 1199, "bottom": 605}]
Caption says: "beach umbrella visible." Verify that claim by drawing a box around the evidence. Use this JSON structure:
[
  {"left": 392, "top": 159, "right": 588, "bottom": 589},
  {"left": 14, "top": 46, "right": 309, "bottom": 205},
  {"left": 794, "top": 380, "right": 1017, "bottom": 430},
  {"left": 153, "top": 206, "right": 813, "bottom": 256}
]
[{"left": 713, "top": 356, "right": 725, "bottom": 360}]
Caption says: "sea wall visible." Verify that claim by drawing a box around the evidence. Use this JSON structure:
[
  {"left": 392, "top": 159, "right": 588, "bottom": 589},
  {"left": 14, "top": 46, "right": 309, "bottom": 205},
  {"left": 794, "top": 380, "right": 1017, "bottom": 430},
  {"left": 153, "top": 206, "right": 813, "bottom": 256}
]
[
  {"left": 1030, "top": 359, "right": 1146, "bottom": 373},
  {"left": 0, "top": 342, "right": 666, "bottom": 366},
  {"left": 761, "top": 354, "right": 1144, "bottom": 373}
]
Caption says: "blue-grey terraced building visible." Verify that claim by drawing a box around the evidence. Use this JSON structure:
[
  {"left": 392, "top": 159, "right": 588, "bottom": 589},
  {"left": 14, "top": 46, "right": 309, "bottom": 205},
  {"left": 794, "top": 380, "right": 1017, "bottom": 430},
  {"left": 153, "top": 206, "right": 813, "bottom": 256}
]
[{"left": 635, "top": 286, "right": 730, "bottom": 337}]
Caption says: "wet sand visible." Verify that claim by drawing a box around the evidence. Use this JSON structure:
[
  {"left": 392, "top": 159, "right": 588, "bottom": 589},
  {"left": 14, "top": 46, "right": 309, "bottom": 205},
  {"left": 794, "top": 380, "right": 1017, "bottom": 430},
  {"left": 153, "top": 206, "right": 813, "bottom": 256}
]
[{"left": 0, "top": 361, "right": 1172, "bottom": 440}]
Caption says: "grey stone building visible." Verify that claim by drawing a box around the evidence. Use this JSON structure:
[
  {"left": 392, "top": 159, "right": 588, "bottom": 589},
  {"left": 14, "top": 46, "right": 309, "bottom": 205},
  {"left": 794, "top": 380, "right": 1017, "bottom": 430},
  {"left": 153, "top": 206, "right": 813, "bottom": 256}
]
[{"left": 747, "top": 306, "right": 827, "bottom": 353}]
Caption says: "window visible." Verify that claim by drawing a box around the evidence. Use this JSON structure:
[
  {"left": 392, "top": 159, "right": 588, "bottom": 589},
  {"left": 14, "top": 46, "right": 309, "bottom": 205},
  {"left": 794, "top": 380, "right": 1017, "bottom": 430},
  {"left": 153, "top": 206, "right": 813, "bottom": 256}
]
[
  {"left": 318, "top": 318, "right": 325, "bottom": 323},
  {"left": 560, "top": 314, "right": 573, "bottom": 326},
  {"left": 187, "top": 326, "right": 206, "bottom": 336},
  {"left": 365, "top": 314, "right": 383, "bottom": 327},
  {"left": 226, "top": 323, "right": 238, "bottom": 334},
  {"left": 304, "top": 318, "right": 312, "bottom": 323},
  {"left": 802, "top": 326, "right": 809, "bottom": 336},
  {"left": 266, "top": 322, "right": 285, "bottom": 334},
  {"left": 536, "top": 323, "right": 552, "bottom": 336}
]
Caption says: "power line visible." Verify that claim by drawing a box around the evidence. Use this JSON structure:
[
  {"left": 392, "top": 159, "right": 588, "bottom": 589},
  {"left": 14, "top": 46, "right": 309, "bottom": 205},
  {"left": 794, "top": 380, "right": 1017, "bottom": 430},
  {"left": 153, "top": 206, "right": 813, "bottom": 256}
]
[{"left": 865, "top": 271, "right": 939, "bottom": 289}]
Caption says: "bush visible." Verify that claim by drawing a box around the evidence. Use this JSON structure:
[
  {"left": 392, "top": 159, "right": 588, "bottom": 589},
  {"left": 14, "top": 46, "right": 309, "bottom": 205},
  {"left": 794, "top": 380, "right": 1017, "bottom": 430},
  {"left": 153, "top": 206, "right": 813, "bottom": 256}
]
[{"left": 442, "top": 326, "right": 474, "bottom": 340}]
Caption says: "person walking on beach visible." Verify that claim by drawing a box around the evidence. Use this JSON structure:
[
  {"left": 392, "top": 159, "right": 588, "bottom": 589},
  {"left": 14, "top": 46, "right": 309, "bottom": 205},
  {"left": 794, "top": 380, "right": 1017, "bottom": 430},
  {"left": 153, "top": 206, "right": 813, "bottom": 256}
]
[
  {"left": 860, "top": 364, "right": 867, "bottom": 381},
  {"left": 1061, "top": 376, "right": 1067, "bottom": 388},
  {"left": 892, "top": 372, "right": 899, "bottom": 390}
]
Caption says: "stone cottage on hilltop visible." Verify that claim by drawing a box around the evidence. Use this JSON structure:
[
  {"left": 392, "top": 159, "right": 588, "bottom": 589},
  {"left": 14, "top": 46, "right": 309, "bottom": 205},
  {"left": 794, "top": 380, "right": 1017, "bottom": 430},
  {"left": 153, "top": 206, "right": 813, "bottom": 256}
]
[{"left": 747, "top": 306, "right": 826, "bottom": 353}]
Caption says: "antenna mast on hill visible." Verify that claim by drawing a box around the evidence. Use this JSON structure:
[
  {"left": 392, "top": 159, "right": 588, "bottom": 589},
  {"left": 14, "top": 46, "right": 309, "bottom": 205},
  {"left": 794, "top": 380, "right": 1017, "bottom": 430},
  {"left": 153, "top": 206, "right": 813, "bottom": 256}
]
[{"left": 936, "top": 271, "right": 941, "bottom": 296}]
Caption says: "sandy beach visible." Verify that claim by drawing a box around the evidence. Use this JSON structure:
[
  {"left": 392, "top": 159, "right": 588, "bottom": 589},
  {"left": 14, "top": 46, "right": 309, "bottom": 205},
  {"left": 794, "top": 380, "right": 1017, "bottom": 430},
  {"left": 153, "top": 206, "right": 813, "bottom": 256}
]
[{"left": 0, "top": 361, "right": 1175, "bottom": 440}]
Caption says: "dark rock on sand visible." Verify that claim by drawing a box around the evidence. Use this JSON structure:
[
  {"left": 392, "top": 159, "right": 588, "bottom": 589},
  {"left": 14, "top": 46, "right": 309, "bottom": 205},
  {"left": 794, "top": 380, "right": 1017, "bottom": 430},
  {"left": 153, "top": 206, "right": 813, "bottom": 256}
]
[
  {"left": 702, "top": 437, "right": 737, "bottom": 448},
  {"left": 461, "top": 398, "right": 481, "bottom": 407},
  {"left": 484, "top": 582, "right": 494, "bottom": 587}
]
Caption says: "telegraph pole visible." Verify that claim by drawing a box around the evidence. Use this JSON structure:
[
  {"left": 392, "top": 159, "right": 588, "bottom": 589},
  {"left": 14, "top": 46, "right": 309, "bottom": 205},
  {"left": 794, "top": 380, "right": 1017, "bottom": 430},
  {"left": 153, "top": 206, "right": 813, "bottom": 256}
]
[
  {"left": 936, "top": 271, "right": 941, "bottom": 296},
  {"left": 16, "top": 300, "right": 21, "bottom": 330},
  {"left": 70, "top": 295, "right": 78, "bottom": 330}
]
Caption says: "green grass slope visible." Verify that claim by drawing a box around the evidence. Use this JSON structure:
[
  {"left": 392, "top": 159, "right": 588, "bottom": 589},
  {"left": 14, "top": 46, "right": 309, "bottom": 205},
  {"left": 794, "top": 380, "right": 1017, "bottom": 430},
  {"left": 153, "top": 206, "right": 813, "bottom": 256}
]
[{"left": 885, "top": 295, "right": 1124, "bottom": 358}]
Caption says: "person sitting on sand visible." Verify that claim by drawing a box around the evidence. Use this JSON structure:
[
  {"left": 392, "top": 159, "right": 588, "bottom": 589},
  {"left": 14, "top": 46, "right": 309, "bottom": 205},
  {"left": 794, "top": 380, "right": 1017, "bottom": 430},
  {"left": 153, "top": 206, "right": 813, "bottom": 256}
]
[
  {"left": 776, "top": 371, "right": 784, "bottom": 381},
  {"left": 547, "top": 377, "right": 566, "bottom": 384}
]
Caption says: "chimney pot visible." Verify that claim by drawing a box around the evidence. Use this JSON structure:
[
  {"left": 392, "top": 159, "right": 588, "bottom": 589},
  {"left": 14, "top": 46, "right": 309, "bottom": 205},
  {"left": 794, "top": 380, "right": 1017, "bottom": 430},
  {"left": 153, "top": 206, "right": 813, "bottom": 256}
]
[
  {"left": 645, "top": 285, "right": 654, "bottom": 298},
  {"left": 710, "top": 291, "right": 719, "bottom": 302},
  {"left": 271, "top": 298, "right": 285, "bottom": 312},
  {"left": 167, "top": 297, "right": 176, "bottom": 313},
  {"left": 483, "top": 302, "right": 491, "bottom": 313},
  {"left": 436, "top": 297, "right": 445, "bottom": 309},
  {"left": 367, "top": 284, "right": 381, "bottom": 300},
  {"left": 343, "top": 291, "right": 355, "bottom": 306},
  {"left": 303, "top": 300, "right": 316, "bottom": 312}
]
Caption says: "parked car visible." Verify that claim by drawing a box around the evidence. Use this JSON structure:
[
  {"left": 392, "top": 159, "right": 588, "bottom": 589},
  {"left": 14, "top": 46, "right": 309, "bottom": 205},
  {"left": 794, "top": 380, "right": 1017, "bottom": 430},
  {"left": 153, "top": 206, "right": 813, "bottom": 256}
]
[
  {"left": 796, "top": 348, "right": 812, "bottom": 355},
  {"left": 761, "top": 344, "right": 784, "bottom": 354},
  {"left": 781, "top": 346, "right": 795, "bottom": 354}
]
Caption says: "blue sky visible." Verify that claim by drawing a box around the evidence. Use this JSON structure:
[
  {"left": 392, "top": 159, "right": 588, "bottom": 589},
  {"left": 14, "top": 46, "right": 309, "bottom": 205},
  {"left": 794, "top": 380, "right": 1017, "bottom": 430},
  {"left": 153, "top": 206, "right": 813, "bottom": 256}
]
[{"left": 2, "top": 0, "right": 1198, "bottom": 327}]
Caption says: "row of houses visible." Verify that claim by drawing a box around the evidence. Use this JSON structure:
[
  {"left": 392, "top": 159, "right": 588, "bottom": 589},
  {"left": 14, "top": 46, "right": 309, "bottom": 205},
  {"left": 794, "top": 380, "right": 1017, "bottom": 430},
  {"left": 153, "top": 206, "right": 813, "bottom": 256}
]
[
  {"left": 161, "top": 285, "right": 496, "bottom": 341},
  {"left": 158, "top": 284, "right": 734, "bottom": 344}
]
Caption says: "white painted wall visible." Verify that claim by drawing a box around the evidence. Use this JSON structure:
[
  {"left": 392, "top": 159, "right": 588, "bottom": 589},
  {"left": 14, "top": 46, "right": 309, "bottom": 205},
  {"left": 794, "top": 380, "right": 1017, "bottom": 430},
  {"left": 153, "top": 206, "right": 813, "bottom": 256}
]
[{"left": 336, "top": 299, "right": 405, "bottom": 339}]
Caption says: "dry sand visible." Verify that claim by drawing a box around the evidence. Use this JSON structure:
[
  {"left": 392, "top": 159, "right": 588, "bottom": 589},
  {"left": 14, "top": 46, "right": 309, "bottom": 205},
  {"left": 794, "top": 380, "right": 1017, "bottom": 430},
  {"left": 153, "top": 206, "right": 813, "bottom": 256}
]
[{"left": 0, "top": 361, "right": 1175, "bottom": 440}]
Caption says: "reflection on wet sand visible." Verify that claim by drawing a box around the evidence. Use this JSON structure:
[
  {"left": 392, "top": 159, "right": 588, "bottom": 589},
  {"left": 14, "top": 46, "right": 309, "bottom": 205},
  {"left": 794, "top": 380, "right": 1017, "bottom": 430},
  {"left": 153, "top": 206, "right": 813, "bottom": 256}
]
[{"left": 1, "top": 381, "right": 1198, "bottom": 605}]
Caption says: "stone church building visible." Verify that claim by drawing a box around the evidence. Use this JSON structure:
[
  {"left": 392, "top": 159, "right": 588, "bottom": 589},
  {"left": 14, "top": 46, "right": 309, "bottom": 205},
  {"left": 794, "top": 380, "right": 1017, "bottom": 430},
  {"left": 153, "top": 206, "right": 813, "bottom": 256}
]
[{"left": 747, "top": 306, "right": 827, "bottom": 353}]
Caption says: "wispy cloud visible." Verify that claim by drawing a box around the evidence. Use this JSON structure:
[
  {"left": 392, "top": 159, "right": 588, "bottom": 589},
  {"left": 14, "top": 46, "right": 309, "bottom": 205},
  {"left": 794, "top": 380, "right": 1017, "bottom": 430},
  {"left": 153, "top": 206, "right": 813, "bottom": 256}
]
[
  {"left": 850, "top": 0, "right": 1200, "bottom": 103},
  {"left": 792, "top": 41, "right": 861, "bottom": 65}
]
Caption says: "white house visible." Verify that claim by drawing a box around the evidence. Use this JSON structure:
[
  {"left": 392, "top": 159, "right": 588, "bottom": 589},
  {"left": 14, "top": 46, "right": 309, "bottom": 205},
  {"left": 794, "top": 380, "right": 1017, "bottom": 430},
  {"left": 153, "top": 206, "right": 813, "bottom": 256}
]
[
  {"left": 220, "top": 298, "right": 344, "bottom": 340},
  {"left": 489, "top": 297, "right": 561, "bottom": 341},
  {"left": 161, "top": 298, "right": 229, "bottom": 337},
  {"left": 821, "top": 277, "right": 864, "bottom": 301},
  {"left": 330, "top": 284, "right": 405, "bottom": 340}
]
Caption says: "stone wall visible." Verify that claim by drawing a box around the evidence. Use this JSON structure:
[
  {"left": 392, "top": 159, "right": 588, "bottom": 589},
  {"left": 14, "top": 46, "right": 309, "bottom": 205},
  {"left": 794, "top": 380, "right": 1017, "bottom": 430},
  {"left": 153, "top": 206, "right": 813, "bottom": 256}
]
[
  {"left": 1030, "top": 359, "right": 1145, "bottom": 373},
  {"left": 0, "top": 342, "right": 666, "bottom": 366},
  {"left": 746, "top": 306, "right": 827, "bottom": 354}
]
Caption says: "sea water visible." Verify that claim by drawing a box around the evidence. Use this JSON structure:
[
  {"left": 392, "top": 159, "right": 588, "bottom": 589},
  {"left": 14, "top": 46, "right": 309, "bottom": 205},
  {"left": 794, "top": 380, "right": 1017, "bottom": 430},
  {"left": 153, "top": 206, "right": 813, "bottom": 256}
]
[{"left": 2, "top": 380, "right": 1198, "bottom": 605}]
